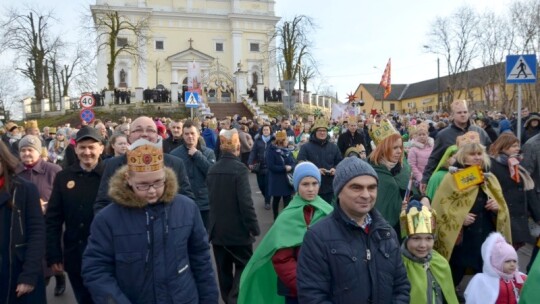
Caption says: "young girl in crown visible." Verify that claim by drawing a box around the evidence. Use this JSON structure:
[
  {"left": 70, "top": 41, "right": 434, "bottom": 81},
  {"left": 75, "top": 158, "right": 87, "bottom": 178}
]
[
  {"left": 400, "top": 200, "right": 459, "bottom": 304},
  {"left": 464, "top": 232, "right": 527, "bottom": 304}
]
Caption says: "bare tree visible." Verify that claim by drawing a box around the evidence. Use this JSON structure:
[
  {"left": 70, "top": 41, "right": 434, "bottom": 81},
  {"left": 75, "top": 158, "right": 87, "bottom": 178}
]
[
  {"left": 426, "top": 6, "right": 481, "bottom": 109},
  {"left": 0, "top": 8, "right": 61, "bottom": 101},
  {"left": 300, "top": 63, "right": 318, "bottom": 93},
  {"left": 274, "top": 15, "right": 317, "bottom": 83},
  {"left": 91, "top": 8, "right": 150, "bottom": 90}
]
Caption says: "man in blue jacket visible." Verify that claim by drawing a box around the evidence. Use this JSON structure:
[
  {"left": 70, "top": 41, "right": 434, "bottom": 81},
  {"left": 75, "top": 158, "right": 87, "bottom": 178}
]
[
  {"left": 170, "top": 120, "right": 215, "bottom": 229},
  {"left": 297, "top": 157, "right": 410, "bottom": 303}
]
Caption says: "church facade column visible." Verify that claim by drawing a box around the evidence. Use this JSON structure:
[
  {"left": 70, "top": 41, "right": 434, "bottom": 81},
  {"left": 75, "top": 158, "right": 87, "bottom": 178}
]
[{"left": 232, "top": 30, "right": 243, "bottom": 72}]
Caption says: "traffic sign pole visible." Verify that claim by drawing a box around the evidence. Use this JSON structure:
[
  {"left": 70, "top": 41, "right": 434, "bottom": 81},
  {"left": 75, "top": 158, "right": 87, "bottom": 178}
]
[{"left": 518, "top": 84, "right": 522, "bottom": 142}]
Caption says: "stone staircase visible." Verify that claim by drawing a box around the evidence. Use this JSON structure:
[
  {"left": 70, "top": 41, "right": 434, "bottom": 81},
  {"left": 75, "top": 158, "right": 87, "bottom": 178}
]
[{"left": 198, "top": 95, "right": 269, "bottom": 120}]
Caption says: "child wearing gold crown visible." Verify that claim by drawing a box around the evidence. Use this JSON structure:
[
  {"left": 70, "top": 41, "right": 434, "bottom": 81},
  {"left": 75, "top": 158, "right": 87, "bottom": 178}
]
[
  {"left": 400, "top": 200, "right": 459, "bottom": 304},
  {"left": 82, "top": 144, "right": 218, "bottom": 303}
]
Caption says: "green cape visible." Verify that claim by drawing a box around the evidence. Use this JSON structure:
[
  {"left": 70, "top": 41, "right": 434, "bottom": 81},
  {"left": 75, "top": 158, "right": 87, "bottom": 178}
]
[
  {"left": 238, "top": 195, "right": 333, "bottom": 304},
  {"left": 519, "top": 254, "right": 540, "bottom": 303},
  {"left": 432, "top": 172, "right": 512, "bottom": 260},
  {"left": 403, "top": 250, "right": 458, "bottom": 304},
  {"left": 425, "top": 169, "right": 448, "bottom": 200},
  {"left": 372, "top": 161, "right": 415, "bottom": 226}
]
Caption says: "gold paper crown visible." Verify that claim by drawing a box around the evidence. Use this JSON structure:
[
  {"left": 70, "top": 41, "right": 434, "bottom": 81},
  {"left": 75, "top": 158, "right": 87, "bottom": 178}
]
[
  {"left": 49, "top": 127, "right": 57, "bottom": 134},
  {"left": 347, "top": 115, "right": 358, "bottom": 124},
  {"left": 25, "top": 120, "right": 38, "bottom": 129},
  {"left": 310, "top": 117, "right": 328, "bottom": 132},
  {"left": 275, "top": 130, "right": 287, "bottom": 141},
  {"left": 369, "top": 119, "right": 399, "bottom": 145},
  {"left": 219, "top": 129, "right": 240, "bottom": 151},
  {"left": 5, "top": 122, "right": 18, "bottom": 132},
  {"left": 456, "top": 131, "right": 480, "bottom": 147},
  {"left": 400, "top": 203, "right": 436, "bottom": 236},
  {"left": 127, "top": 145, "right": 164, "bottom": 173},
  {"left": 451, "top": 99, "right": 468, "bottom": 109}
]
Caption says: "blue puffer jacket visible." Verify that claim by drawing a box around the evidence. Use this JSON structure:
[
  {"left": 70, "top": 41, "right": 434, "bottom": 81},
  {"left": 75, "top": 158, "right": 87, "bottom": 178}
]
[
  {"left": 297, "top": 133, "right": 343, "bottom": 195},
  {"left": 297, "top": 204, "right": 410, "bottom": 304},
  {"left": 266, "top": 143, "right": 296, "bottom": 196},
  {"left": 170, "top": 143, "right": 216, "bottom": 211},
  {"left": 82, "top": 167, "right": 218, "bottom": 304}
]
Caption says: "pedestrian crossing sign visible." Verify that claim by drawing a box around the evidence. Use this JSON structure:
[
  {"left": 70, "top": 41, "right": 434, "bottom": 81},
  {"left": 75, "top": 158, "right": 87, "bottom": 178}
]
[
  {"left": 185, "top": 92, "right": 199, "bottom": 108},
  {"left": 506, "top": 54, "right": 537, "bottom": 84}
]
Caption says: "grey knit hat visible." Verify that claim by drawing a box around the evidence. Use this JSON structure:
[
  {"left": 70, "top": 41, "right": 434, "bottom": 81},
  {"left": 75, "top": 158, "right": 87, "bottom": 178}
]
[
  {"left": 333, "top": 157, "right": 378, "bottom": 196},
  {"left": 19, "top": 135, "right": 42, "bottom": 152}
]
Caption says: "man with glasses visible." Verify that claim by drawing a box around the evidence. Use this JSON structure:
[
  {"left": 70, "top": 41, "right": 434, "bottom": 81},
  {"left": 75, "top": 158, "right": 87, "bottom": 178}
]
[
  {"left": 94, "top": 116, "right": 193, "bottom": 214},
  {"left": 297, "top": 118, "right": 343, "bottom": 204},
  {"left": 46, "top": 127, "right": 105, "bottom": 304},
  {"left": 337, "top": 116, "right": 370, "bottom": 157}
]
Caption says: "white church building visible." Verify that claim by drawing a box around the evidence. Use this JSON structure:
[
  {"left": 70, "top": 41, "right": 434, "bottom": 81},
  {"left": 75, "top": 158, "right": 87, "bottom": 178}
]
[{"left": 91, "top": 0, "right": 280, "bottom": 102}]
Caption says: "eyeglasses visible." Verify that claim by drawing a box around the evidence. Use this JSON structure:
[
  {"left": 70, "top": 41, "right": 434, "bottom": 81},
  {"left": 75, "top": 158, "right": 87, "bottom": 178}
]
[
  {"left": 131, "top": 128, "right": 157, "bottom": 134},
  {"left": 133, "top": 179, "right": 166, "bottom": 191}
]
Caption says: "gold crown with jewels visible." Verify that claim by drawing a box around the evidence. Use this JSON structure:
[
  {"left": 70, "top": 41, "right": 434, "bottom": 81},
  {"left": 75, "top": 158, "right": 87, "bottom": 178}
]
[
  {"left": 127, "top": 145, "right": 164, "bottom": 172},
  {"left": 369, "top": 119, "right": 399, "bottom": 145}
]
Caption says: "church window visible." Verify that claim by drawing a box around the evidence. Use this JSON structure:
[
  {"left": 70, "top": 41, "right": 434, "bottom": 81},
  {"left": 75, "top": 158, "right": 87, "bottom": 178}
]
[
  {"left": 155, "top": 40, "right": 164, "bottom": 50},
  {"left": 250, "top": 43, "right": 260, "bottom": 52},
  {"left": 117, "top": 37, "right": 128, "bottom": 47},
  {"left": 215, "top": 42, "right": 224, "bottom": 52}
]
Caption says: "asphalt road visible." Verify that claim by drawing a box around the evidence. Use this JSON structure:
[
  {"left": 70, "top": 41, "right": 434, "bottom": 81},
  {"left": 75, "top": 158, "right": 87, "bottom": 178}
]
[{"left": 46, "top": 172, "right": 534, "bottom": 303}]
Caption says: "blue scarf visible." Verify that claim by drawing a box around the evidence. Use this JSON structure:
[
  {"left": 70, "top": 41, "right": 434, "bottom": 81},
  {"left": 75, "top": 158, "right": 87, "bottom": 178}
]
[{"left": 262, "top": 135, "right": 271, "bottom": 143}]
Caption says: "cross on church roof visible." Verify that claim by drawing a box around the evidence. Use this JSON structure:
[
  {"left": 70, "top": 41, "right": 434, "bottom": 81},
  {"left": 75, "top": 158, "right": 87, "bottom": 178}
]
[{"left": 188, "top": 38, "right": 194, "bottom": 48}]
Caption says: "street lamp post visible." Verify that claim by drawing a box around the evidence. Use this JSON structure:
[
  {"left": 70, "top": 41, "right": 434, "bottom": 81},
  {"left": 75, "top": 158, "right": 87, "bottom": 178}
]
[
  {"left": 437, "top": 57, "right": 441, "bottom": 112},
  {"left": 424, "top": 45, "right": 442, "bottom": 113}
]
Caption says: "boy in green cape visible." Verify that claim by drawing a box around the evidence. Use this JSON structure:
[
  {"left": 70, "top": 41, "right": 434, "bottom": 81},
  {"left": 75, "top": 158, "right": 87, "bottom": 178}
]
[{"left": 238, "top": 162, "right": 333, "bottom": 304}]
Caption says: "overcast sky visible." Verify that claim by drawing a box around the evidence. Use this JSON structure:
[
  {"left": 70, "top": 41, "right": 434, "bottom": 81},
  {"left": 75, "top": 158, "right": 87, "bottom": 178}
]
[{"left": 1, "top": 0, "right": 509, "bottom": 107}]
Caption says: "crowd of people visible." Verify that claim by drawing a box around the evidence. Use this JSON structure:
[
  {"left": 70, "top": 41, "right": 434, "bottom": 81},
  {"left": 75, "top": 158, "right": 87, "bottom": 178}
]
[{"left": 1, "top": 100, "right": 540, "bottom": 303}]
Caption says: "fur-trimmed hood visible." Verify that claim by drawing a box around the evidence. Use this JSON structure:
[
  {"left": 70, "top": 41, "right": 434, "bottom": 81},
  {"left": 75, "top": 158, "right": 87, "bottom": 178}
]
[{"left": 108, "top": 166, "right": 178, "bottom": 208}]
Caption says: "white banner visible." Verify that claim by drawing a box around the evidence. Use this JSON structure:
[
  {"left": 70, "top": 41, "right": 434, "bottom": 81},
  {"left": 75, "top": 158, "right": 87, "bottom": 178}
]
[
  {"left": 187, "top": 61, "right": 202, "bottom": 94},
  {"left": 331, "top": 103, "right": 358, "bottom": 120}
]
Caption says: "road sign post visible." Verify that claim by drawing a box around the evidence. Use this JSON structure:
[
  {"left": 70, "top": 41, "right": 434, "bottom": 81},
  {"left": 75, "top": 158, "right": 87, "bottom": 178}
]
[
  {"left": 506, "top": 54, "right": 537, "bottom": 141},
  {"left": 80, "top": 108, "right": 95, "bottom": 123},
  {"left": 185, "top": 91, "right": 200, "bottom": 119},
  {"left": 79, "top": 93, "right": 96, "bottom": 109}
]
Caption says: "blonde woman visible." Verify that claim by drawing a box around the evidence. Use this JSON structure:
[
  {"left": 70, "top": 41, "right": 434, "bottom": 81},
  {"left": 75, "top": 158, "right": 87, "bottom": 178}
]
[{"left": 432, "top": 131, "right": 511, "bottom": 289}]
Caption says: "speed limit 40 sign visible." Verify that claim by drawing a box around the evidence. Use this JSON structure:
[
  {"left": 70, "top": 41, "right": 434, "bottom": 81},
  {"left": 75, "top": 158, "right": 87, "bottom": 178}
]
[{"left": 79, "top": 93, "right": 96, "bottom": 108}]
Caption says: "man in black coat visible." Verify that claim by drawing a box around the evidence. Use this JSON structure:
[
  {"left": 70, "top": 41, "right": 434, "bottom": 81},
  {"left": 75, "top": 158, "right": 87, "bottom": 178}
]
[
  {"left": 337, "top": 117, "right": 369, "bottom": 157},
  {"left": 94, "top": 116, "right": 193, "bottom": 214},
  {"left": 163, "top": 119, "right": 184, "bottom": 153},
  {"left": 46, "top": 127, "right": 105, "bottom": 304},
  {"left": 420, "top": 100, "right": 491, "bottom": 193},
  {"left": 297, "top": 120, "right": 343, "bottom": 204},
  {"left": 207, "top": 128, "right": 260, "bottom": 304}
]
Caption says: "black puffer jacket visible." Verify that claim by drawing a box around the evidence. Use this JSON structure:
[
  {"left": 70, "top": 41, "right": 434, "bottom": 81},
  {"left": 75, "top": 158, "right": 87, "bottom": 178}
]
[
  {"left": 297, "top": 133, "right": 343, "bottom": 195},
  {"left": 297, "top": 204, "right": 410, "bottom": 304}
]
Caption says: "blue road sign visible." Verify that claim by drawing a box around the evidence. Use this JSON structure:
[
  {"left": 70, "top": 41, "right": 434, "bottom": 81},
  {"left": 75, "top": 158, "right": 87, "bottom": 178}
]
[
  {"left": 80, "top": 108, "right": 95, "bottom": 123},
  {"left": 185, "top": 92, "right": 200, "bottom": 108},
  {"left": 506, "top": 54, "right": 537, "bottom": 84}
]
